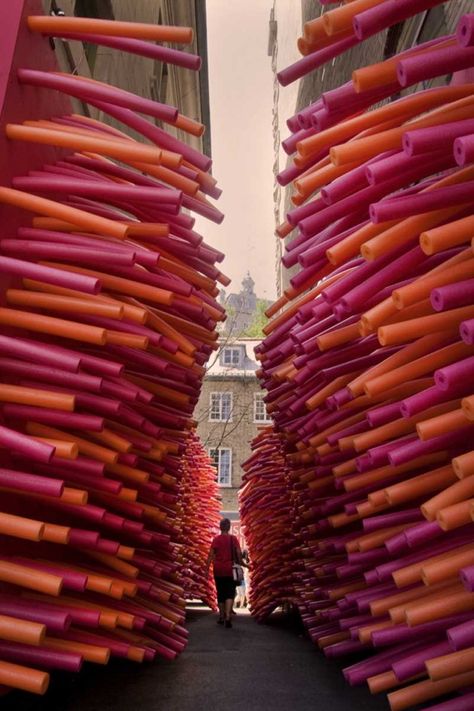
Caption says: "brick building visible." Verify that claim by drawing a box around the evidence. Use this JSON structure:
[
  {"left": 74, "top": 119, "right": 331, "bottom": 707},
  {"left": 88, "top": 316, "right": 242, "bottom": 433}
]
[
  {"left": 195, "top": 339, "right": 271, "bottom": 518},
  {"left": 268, "top": 0, "right": 473, "bottom": 294}
]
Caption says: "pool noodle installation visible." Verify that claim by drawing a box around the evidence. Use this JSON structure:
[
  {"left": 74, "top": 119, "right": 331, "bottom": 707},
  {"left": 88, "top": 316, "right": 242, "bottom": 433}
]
[
  {"left": 0, "top": 0, "right": 223, "bottom": 697},
  {"left": 241, "top": 3, "right": 474, "bottom": 710}
]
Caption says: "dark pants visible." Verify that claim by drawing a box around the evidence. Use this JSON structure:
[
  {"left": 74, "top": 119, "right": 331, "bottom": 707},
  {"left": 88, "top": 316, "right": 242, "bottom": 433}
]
[{"left": 214, "top": 576, "right": 236, "bottom": 603}]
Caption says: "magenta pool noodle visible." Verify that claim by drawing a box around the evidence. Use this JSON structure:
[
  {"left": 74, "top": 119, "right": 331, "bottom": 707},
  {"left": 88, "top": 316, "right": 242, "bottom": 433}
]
[
  {"left": 371, "top": 614, "right": 474, "bottom": 647},
  {"left": 404, "top": 521, "right": 444, "bottom": 549},
  {"left": 35, "top": 344, "right": 124, "bottom": 377},
  {"left": 9, "top": 559, "right": 87, "bottom": 593},
  {"left": 0, "top": 467, "right": 63, "bottom": 497},
  {"left": 321, "top": 164, "right": 370, "bottom": 206},
  {"left": 392, "top": 640, "right": 452, "bottom": 681},
  {"left": 400, "top": 383, "right": 468, "bottom": 418},
  {"left": 339, "top": 246, "right": 426, "bottom": 313},
  {"left": 87, "top": 99, "right": 211, "bottom": 171},
  {"left": 397, "top": 45, "right": 474, "bottom": 88},
  {"left": 435, "top": 357, "right": 474, "bottom": 391},
  {"left": 0, "top": 641, "right": 82, "bottom": 673},
  {"left": 18, "top": 69, "right": 178, "bottom": 123},
  {"left": 403, "top": 119, "right": 474, "bottom": 157},
  {"left": 45, "top": 31, "right": 202, "bottom": 70},
  {"left": 0, "top": 596, "right": 70, "bottom": 632},
  {"left": 389, "top": 427, "right": 474, "bottom": 465},
  {"left": 370, "top": 181, "right": 474, "bottom": 223},
  {"left": 277, "top": 34, "right": 359, "bottom": 87},
  {"left": 0, "top": 425, "right": 54, "bottom": 463},
  {"left": 68, "top": 529, "right": 100, "bottom": 547},
  {"left": 431, "top": 279, "right": 474, "bottom": 312},
  {"left": 353, "top": 0, "right": 448, "bottom": 41},
  {"left": 2, "top": 404, "right": 103, "bottom": 431},
  {"left": 447, "top": 620, "right": 474, "bottom": 650},
  {"left": 366, "top": 402, "right": 402, "bottom": 428},
  {"left": 460, "top": 565, "right": 474, "bottom": 592},
  {"left": 460, "top": 318, "right": 474, "bottom": 345},
  {"left": 458, "top": 14, "right": 474, "bottom": 47},
  {"left": 421, "top": 692, "right": 474, "bottom": 711},
  {"left": 454, "top": 134, "right": 474, "bottom": 167},
  {"left": 37, "top": 466, "right": 122, "bottom": 495},
  {"left": 364, "top": 510, "right": 422, "bottom": 533},
  {"left": 0, "top": 335, "right": 81, "bottom": 372},
  {"left": 299, "top": 176, "right": 404, "bottom": 238},
  {"left": 0, "top": 255, "right": 100, "bottom": 294},
  {"left": 365, "top": 149, "right": 452, "bottom": 186},
  {"left": 12, "top": 176, "right": 181, "bottom": 206},
  {"left": 0, "top": 358, "right": 102, "bottom": 392}
]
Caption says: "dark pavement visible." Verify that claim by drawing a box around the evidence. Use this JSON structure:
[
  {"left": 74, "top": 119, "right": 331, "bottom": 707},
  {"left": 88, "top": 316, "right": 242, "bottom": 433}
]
[{"left": 5, "top": 604, "right": 388, "bottom": 711}]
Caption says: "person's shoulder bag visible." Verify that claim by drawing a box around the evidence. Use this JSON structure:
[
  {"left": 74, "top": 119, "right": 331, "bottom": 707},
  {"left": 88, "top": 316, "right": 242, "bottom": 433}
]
[{"left": 230, "top": 536, "right": 244, "bottom": 583}]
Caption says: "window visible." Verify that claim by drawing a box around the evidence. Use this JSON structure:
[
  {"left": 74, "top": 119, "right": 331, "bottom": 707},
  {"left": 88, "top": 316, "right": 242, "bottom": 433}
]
[
  {"left": 254, "top": 392, "right": 271, "bottom": 423},
  {"left": 221, "top": 347, "right": 242, "bottom": 367},
  {"left": 209, "top": 448, "right": 232, "bottom": 487},
  {"left": 209, "top": 392, "right": 233, "bottom": 422}
]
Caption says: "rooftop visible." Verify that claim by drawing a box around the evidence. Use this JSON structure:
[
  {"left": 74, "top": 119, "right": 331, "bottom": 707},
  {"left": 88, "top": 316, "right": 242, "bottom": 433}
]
[{"left": 206, "top": 339, "right": 260, "bottom": 378}]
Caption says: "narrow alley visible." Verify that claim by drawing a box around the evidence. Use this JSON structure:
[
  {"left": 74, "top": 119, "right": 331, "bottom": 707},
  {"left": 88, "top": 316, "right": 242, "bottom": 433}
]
[{"left": 4, "top": 605, "right": 386, "bottom": 711}]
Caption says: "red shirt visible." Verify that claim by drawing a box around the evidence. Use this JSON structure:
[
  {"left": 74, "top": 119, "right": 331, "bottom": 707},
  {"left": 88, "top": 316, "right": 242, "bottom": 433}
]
[{"left": 211, "top": 533, "right": 241, "bottom": 577}]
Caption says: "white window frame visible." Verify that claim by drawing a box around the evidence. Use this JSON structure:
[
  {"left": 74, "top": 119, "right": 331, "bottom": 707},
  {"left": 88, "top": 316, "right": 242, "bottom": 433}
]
[
  {"left": 221, "top": 346, "right": 242, "bottom": 367},
  {"left": 209, "top": 392, "right": 233, "bottom": 422},
  {"left": 208, "top": 447, "right": 232, "bottom": 488},
  {"left": 253, "top": 392, "right": 271, "bottom": 423}
]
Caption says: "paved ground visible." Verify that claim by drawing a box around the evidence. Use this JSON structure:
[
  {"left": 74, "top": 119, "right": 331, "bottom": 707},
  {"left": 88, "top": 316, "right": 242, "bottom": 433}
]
[{"left": 5, "top": 604, "right": 388, "bottom": 711}]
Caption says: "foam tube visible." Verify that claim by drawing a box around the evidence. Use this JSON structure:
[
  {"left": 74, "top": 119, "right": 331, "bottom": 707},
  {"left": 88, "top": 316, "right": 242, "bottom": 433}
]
[
  {"left": 38, "top": 32, "right": 201, "bottom": 70},
  {"left": 370, "top": 181, "right": 474, "bottom": 223},
  {"left": 0, "top": 255, "right": 100, "bottom": 294},
  {"left": 403, "top": 119, "right": 474, "bottom": 156},
  {"left": 453, "top": 135, "right": 474, "bottom": 167},
  {"left": 0, "top": 641, "right": 81, "bottom": 673},
  {"left": 0, "top": 187, "right": 127, "bottom": 239},
  {"left": 397, "top": 46, "right": 474, "bottom": 88},
  {"left": 27, "top": 15, "right": 194, "bottom": 43},
  {"left": 17, "top": 70, "right": 178, "bottom": 124},
  {"left": 431, "top": 280, "right": 474, "bottom": 312},
  {"left": 457, "top": 14, "right": 474, "bottom": 47},
  {"left": 12, "top": 177, "right": 180, "bottom": 206}
]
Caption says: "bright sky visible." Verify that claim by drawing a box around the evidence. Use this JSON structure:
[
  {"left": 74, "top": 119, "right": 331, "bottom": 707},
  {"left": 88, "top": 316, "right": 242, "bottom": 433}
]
[{"left": 195, "top": 0, "right": 277, "bottom": 301}]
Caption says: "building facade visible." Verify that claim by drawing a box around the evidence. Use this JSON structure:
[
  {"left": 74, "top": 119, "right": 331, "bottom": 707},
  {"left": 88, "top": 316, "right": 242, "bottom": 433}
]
[
  {"left": 195, "top": 339, "right": 271, "bottom": 517},
  {"left": 42, "top": 0, "right": 211, "bottom": 156}
]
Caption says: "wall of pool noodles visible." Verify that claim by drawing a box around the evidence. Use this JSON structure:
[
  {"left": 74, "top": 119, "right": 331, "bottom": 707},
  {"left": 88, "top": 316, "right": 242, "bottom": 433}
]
[
  {"left": 0, "top": 0, "right": 223, "bottom": 697},
  {"left": 241, "top": 4, "right": 474, "bottom": 711}
]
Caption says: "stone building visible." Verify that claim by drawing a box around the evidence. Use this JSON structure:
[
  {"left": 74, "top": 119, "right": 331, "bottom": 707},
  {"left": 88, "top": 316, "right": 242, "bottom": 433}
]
[
  {"left": 268, "top": 0, "right": 473, "bottom": 295},
  {"left": 42, "top": 0, "right": 211, "bottom": 157},
  {"left": 195, "top": 338, "right": 271, "bottom": 519}
]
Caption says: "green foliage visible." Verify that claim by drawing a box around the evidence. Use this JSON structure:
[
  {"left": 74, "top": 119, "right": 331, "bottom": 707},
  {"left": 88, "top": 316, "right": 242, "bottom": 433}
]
[{"left": 242, "top": 299, "right": 268, "bottom": 338}]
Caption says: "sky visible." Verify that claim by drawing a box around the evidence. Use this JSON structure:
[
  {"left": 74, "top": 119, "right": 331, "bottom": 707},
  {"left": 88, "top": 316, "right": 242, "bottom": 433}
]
[{"left": 195, "top": 0, "right": 277, "bottom": 301}]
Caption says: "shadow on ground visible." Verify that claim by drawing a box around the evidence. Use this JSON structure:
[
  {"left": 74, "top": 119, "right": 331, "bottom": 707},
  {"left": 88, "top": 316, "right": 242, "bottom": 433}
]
[{"left": 3, "top": 604, "right": 389, "bottom": 711}]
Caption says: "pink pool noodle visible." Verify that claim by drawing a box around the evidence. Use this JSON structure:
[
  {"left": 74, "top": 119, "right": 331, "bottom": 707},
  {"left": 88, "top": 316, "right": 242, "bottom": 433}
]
[
  {"left": 41, "top": 31, "right": 201, "bottom": 70},
  {"left": 0, "top": 255, "right": 100, "bottom": 293},
  {"left": 457, "top": 14, "right": 474, "bottom": 47},
  {"left": 370, "top": 181, "right": 474, "bottom": 223},
  {"left": 17, "top": 69, "right": 178, "bottom": 123},
  {"left": 403, "top": 119, "right": 474, "bottom": 156},
  {"left": 453, "top": 134, "right": 474, "bottom": 166},
  {"left": 460, "top": 319, "right": 474, "bottom": 345},
  {"left": 397, "top": 45, "right": 474, "bottom": 87},
  {"left": 431, "top": 280, "right": 474, "bottom": 311},
  {"left": 0, "top": 641, "right": 82, "bottom": 673},
  {"left": 353, "top": 0, "right": 449, "bottom": 41}
]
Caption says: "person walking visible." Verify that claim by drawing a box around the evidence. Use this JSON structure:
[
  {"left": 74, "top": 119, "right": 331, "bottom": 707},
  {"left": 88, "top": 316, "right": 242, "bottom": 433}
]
[{"left": 206, "top": 518, "right": 244, "bottom": 628}]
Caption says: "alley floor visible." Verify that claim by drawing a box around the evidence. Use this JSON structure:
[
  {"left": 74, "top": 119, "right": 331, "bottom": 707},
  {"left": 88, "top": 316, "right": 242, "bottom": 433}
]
[{"left": 5, "top": 605, "right": 388, "bottom": 711}]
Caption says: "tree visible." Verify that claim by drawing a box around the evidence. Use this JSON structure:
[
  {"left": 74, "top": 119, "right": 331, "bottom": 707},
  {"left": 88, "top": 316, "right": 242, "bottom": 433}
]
[{"left": 241, "top": 299, "right": 268, "bottom": 338}]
